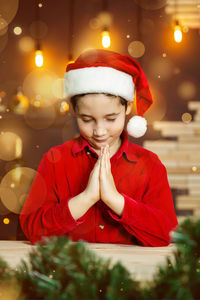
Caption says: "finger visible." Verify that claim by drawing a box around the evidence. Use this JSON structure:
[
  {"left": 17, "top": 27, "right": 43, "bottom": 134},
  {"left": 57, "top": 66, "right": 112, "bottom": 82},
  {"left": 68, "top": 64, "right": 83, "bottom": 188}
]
[
  {"left": 105, "top": 146, "right": 110, "bottom": 172},
  {"left": 100, "top": 146, "right": 106, "bottom": 175}
]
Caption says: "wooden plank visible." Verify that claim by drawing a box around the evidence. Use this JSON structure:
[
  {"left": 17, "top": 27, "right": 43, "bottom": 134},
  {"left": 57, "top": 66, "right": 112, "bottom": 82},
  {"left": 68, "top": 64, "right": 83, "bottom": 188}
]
[
  {"left": 0, "top": 241, "right": 176, "bottom": 282},
  {"left": 188, "top": 101, "right": 200, "bottom": 111}
]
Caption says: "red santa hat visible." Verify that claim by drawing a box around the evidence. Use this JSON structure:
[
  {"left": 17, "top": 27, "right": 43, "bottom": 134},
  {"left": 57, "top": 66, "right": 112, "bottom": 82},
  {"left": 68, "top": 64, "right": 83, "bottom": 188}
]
[{"left": 64, "top": 49, "right": 153, "bottom": 138}]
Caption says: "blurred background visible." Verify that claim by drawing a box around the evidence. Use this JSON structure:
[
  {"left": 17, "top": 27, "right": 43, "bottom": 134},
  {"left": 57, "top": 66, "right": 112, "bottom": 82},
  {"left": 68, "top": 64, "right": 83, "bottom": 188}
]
[{"left": 0, "top": 0, "right": 200, "bottom": 240}]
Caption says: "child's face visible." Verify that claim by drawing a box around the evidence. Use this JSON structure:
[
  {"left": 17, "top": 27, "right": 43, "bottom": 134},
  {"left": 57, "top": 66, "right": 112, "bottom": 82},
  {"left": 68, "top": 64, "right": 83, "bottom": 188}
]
[{"left": 73, "top": 94, "right": 132, "bottom": 151}]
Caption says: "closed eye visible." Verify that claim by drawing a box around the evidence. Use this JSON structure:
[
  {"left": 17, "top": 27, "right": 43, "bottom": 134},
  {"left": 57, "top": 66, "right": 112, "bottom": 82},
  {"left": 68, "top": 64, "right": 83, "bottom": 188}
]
[{"left": 82, "top": 118, "right": 116, "bottom": 123}]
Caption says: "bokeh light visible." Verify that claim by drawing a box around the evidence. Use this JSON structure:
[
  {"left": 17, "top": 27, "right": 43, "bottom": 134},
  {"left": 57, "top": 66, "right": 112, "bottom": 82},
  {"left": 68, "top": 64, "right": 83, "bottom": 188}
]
[
  {"left": 9, "top": 90, "right": 29, "bottom": 114},
  {"left": 59, "top": 100, "right": 69, "bottom": 114},
  {"left": 97, "top": 11, "right": 113, "bottom": 27},
  {"left": 18, "top": 36, "right": 34, "bottom": 53},
  {"left": 0, "top": 186, "right": 18, "bottom": 214},
  {"left": 0, "top": 132, "right": 22, "bottom": 161},
  {"left": 0, "top": 0, "right": 19, "bottom": 25},
  {"left": 3, "top": 217, "right": 10, "bottom": 224},
  {"left": 0, "top": 32, "right": 8, "bottom": 53},
  {"left": 135, "top": 0, "right": 167, "bottom": 10},
  {"left": 148, "top": 57, "right": 173, "bottom": 80},
  {"left": 0, "top": 167, "right": 45, "bottom": 214},
  {"left": 0, "top": 198, "right": 10, "bottom": 215},
  {"left": 192, "top": 166, "right": 198, "bottom": 172},
  {"left": 89, "top": 11, "right": 113, "bottom": 30},
  {"left": 182, "top": 112, "right": 192, "bottom": 123},
  {"left": 89, "top": 18, "right": 101, "bottom": 30},
  {"left": 29, "top": 20, "right": 48, "bottom": 39},
  {"left": 0, "top": 17, "right": 8, "bottom": 33},
  {"left": 52, "top": 78, "right": 64, "bottom": 99},
  {"left": 128, "top": 41, "right": 145, "bottom": 58},
  {"left": 183, "top": 26, "right": 189, "bottom": 33},
  {"left": 177, "top": 80, "right": 196, "bottom": 100},
  {"left": 23, "top": 69, "right": 59, "bottom": 107},
  {"left": 142, "top": 85, "right": 167, "bottom": 124},
  {"left": 13, "top": 26, "right": 22, "bottom": 35},
  {"left": 24, "top": 104, "right": 56, "bottom": 130}
]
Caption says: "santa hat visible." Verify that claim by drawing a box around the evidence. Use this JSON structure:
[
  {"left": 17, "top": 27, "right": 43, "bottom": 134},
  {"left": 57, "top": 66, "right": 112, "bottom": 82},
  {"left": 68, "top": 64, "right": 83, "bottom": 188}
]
[{"left": 64, "top": 49, "right": 153, "bottom": 138}]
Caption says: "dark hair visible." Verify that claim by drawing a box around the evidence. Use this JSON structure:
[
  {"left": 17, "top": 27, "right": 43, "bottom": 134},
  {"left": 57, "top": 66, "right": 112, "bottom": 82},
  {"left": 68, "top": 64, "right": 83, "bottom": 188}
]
[{"left": 70, "top": 93, "right": 128, "bottom": 112}]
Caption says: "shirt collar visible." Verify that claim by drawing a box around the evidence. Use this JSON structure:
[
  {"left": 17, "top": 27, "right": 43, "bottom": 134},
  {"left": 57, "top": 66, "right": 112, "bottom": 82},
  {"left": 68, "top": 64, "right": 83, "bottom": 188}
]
[{"left": 71, "top": 130, "right": 138, "bottom": 162}]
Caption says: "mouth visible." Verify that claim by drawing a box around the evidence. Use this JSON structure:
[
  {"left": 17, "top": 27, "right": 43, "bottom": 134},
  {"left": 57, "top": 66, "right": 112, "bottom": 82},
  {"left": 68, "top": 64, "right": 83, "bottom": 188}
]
[{"left": 93, "top": 138, "right": 107, "bottom": 143}]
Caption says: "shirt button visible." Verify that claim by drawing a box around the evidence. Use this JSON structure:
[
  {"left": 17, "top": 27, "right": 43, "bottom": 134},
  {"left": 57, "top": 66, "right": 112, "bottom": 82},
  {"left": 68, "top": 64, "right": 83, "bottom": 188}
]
[{"left": 99, "top": 224, "right": 104, "bottom": 229}]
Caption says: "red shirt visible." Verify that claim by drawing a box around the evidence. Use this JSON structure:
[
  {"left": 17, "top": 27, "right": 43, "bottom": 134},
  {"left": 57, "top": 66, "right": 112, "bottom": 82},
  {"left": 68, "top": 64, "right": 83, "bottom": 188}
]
[{"left": 20, "top": 130, "right": 178, "bottom": 246}]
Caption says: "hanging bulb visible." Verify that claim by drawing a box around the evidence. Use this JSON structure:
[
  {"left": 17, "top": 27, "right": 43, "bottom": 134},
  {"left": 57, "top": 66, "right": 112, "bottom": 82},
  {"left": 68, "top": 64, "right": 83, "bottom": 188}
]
[
  {"left": 174, "top": 20, "right": 182, "bottom": 43},
  {"left": 35, "top": 49, "right": 43, "bottom": 67},
  {"left": 101, "top": 26, "right": 111, "bottom": 48},
  {"left": 35, "top": 42, "right": 43, "bottom": 67}
]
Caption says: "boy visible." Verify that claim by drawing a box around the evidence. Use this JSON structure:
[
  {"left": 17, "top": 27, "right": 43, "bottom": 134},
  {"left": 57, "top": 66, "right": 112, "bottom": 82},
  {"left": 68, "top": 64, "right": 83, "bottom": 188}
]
[{"left": 20, "top": 49, "right": 178, "bottom": 246}]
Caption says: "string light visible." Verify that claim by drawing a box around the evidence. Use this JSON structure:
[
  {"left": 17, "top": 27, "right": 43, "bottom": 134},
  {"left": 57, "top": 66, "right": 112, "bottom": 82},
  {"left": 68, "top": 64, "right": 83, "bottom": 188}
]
[
  {"left": 174, "top": 20, "right": 182, "bottom": 43},
  {"left": 3, "top": 218, "right": 10, "bottom": 225},
  {"left": 35, "top": 48, "right": 43, "bottom": 67},
  {"left": 101, "top": 26, "right": 111, "bottom": 48}
]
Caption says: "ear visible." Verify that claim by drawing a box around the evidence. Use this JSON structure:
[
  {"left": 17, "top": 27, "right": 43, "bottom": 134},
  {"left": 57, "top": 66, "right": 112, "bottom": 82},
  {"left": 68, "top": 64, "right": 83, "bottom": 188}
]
[{"left": 125, "top": 101, "right": 132, "bottom": 115}]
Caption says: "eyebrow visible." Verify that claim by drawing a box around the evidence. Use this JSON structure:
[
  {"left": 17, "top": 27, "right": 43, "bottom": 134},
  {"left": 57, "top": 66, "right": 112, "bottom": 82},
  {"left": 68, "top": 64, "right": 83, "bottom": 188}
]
[{"left": 78, "top": 113, "right": 120, "bottom": 117}]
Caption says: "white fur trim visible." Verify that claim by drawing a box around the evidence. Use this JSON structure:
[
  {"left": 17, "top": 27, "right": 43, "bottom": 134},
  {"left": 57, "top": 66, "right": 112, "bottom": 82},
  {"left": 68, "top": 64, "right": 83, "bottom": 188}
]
[
  {"left": 64, "top": 67, "right": 135, "bottom": 101},
  {"left": 127, "top": 116, "right": 147, "bottom": 138}
]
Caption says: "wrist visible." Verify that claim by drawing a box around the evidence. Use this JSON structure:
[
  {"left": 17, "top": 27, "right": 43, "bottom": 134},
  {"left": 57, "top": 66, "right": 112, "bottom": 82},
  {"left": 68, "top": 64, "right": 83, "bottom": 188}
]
[{"left": 83, "top": 189, "right": 99, "bottom": 204}]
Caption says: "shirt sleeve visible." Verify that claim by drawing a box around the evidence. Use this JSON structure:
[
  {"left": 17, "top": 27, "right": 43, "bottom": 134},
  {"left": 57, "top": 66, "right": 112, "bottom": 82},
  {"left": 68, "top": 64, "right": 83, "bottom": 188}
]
[
  {"left": 107, "top": 159, "right": 178, "bottom": 247},
  {"left": 19, "top": 151, "right": 84, "bottom": 244}
]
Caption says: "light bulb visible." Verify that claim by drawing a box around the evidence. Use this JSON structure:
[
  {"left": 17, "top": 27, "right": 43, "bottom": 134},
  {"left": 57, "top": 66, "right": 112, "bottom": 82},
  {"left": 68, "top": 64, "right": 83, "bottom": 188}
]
[
  {"left": 101, "top": 29, "right": 111, "bottom": 48},
  {"left": 35, "top": 50, "right": 43, "bottom": 67},
  {"left": 174, "top": 22, "right": 182, "bottom": 43}
]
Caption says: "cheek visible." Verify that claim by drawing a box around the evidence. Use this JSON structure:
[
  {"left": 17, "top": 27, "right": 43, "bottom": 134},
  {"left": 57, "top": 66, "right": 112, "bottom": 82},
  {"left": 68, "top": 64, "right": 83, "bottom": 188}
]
[
  {"left": 77, "top": 120, "right": 92, "bottom": 135},
  {"left": 111, "top": 116, "right": 126, "bottom": 132}
]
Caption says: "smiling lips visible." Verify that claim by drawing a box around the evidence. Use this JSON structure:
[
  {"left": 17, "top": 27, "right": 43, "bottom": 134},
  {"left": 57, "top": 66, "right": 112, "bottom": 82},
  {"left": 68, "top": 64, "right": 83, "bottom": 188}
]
[{"left": 93, "top": 138, "right": 107, "bottom": 143}]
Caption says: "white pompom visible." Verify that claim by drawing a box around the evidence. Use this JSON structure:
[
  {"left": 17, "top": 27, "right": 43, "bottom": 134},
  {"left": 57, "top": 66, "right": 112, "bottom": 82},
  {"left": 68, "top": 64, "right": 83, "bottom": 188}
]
[{"left": 127, "top": 116, "right": 147, "bottom": 138}]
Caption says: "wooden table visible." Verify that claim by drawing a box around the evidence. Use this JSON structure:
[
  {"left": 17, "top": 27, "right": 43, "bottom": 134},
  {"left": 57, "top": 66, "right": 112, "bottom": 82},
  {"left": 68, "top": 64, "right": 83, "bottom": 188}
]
[{"left": 0, "top": 241, "right": 176, "bottom": 282}]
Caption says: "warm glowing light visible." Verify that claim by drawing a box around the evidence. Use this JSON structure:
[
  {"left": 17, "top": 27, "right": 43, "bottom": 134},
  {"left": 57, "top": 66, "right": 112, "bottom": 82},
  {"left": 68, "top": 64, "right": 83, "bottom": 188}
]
[
  {"left": 10, "top": 91, "right": 29, "bottom": 115},
  {"left": 192, "top": 166, "right": 197, "bottom": 172},
  {"left": 128, "top": 40, "right": 145, "bottom": 58},
  {"left": 174, "top": 24, "right": 182, "bottom": 43},
  {"left": 38, "top": 3, "right": 43, "bottom": 7},
  {"left": 13, "top": 26, "right": 22, "bottom": 35},
  {"left": 0, "top": 132, "right": 23, "bottom": 161},
  {"left": 177, "top": 81, "right": 196, "bottom": 100},
  {"left": 35, "top": 50, "right": 43, "bottom": 67},
  {"left": 18, "top": 36, "right": 34, "bottom": 52},
  {"left": 0, "top": 167, "right": 46, "bottom": 214},
  {"left": 3, "top": 218, "right": 10, "bottom": 225},
  {"left": 23, "top": 69, "right": 58, "bottom": 107},
  {"left": 30, "top": 95, "right": 42, "bottom": 108},
  {"left": 181, "top": 112, "right": 192, "bottom": 123},
  {"left": 60, "top": 101, "right": 69, "bottom": 114},
  {"left": 52, "top": 78, "right": 65, "bottom": 99},
  {"left": 101, "top": 30, "right": 111, "bottom": 48}
]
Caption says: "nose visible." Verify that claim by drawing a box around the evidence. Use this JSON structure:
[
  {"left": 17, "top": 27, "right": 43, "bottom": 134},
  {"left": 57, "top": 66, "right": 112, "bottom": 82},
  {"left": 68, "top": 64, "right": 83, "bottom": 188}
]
[{"left": 93, "top": 123, "right": 107, "bottom": 137}]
